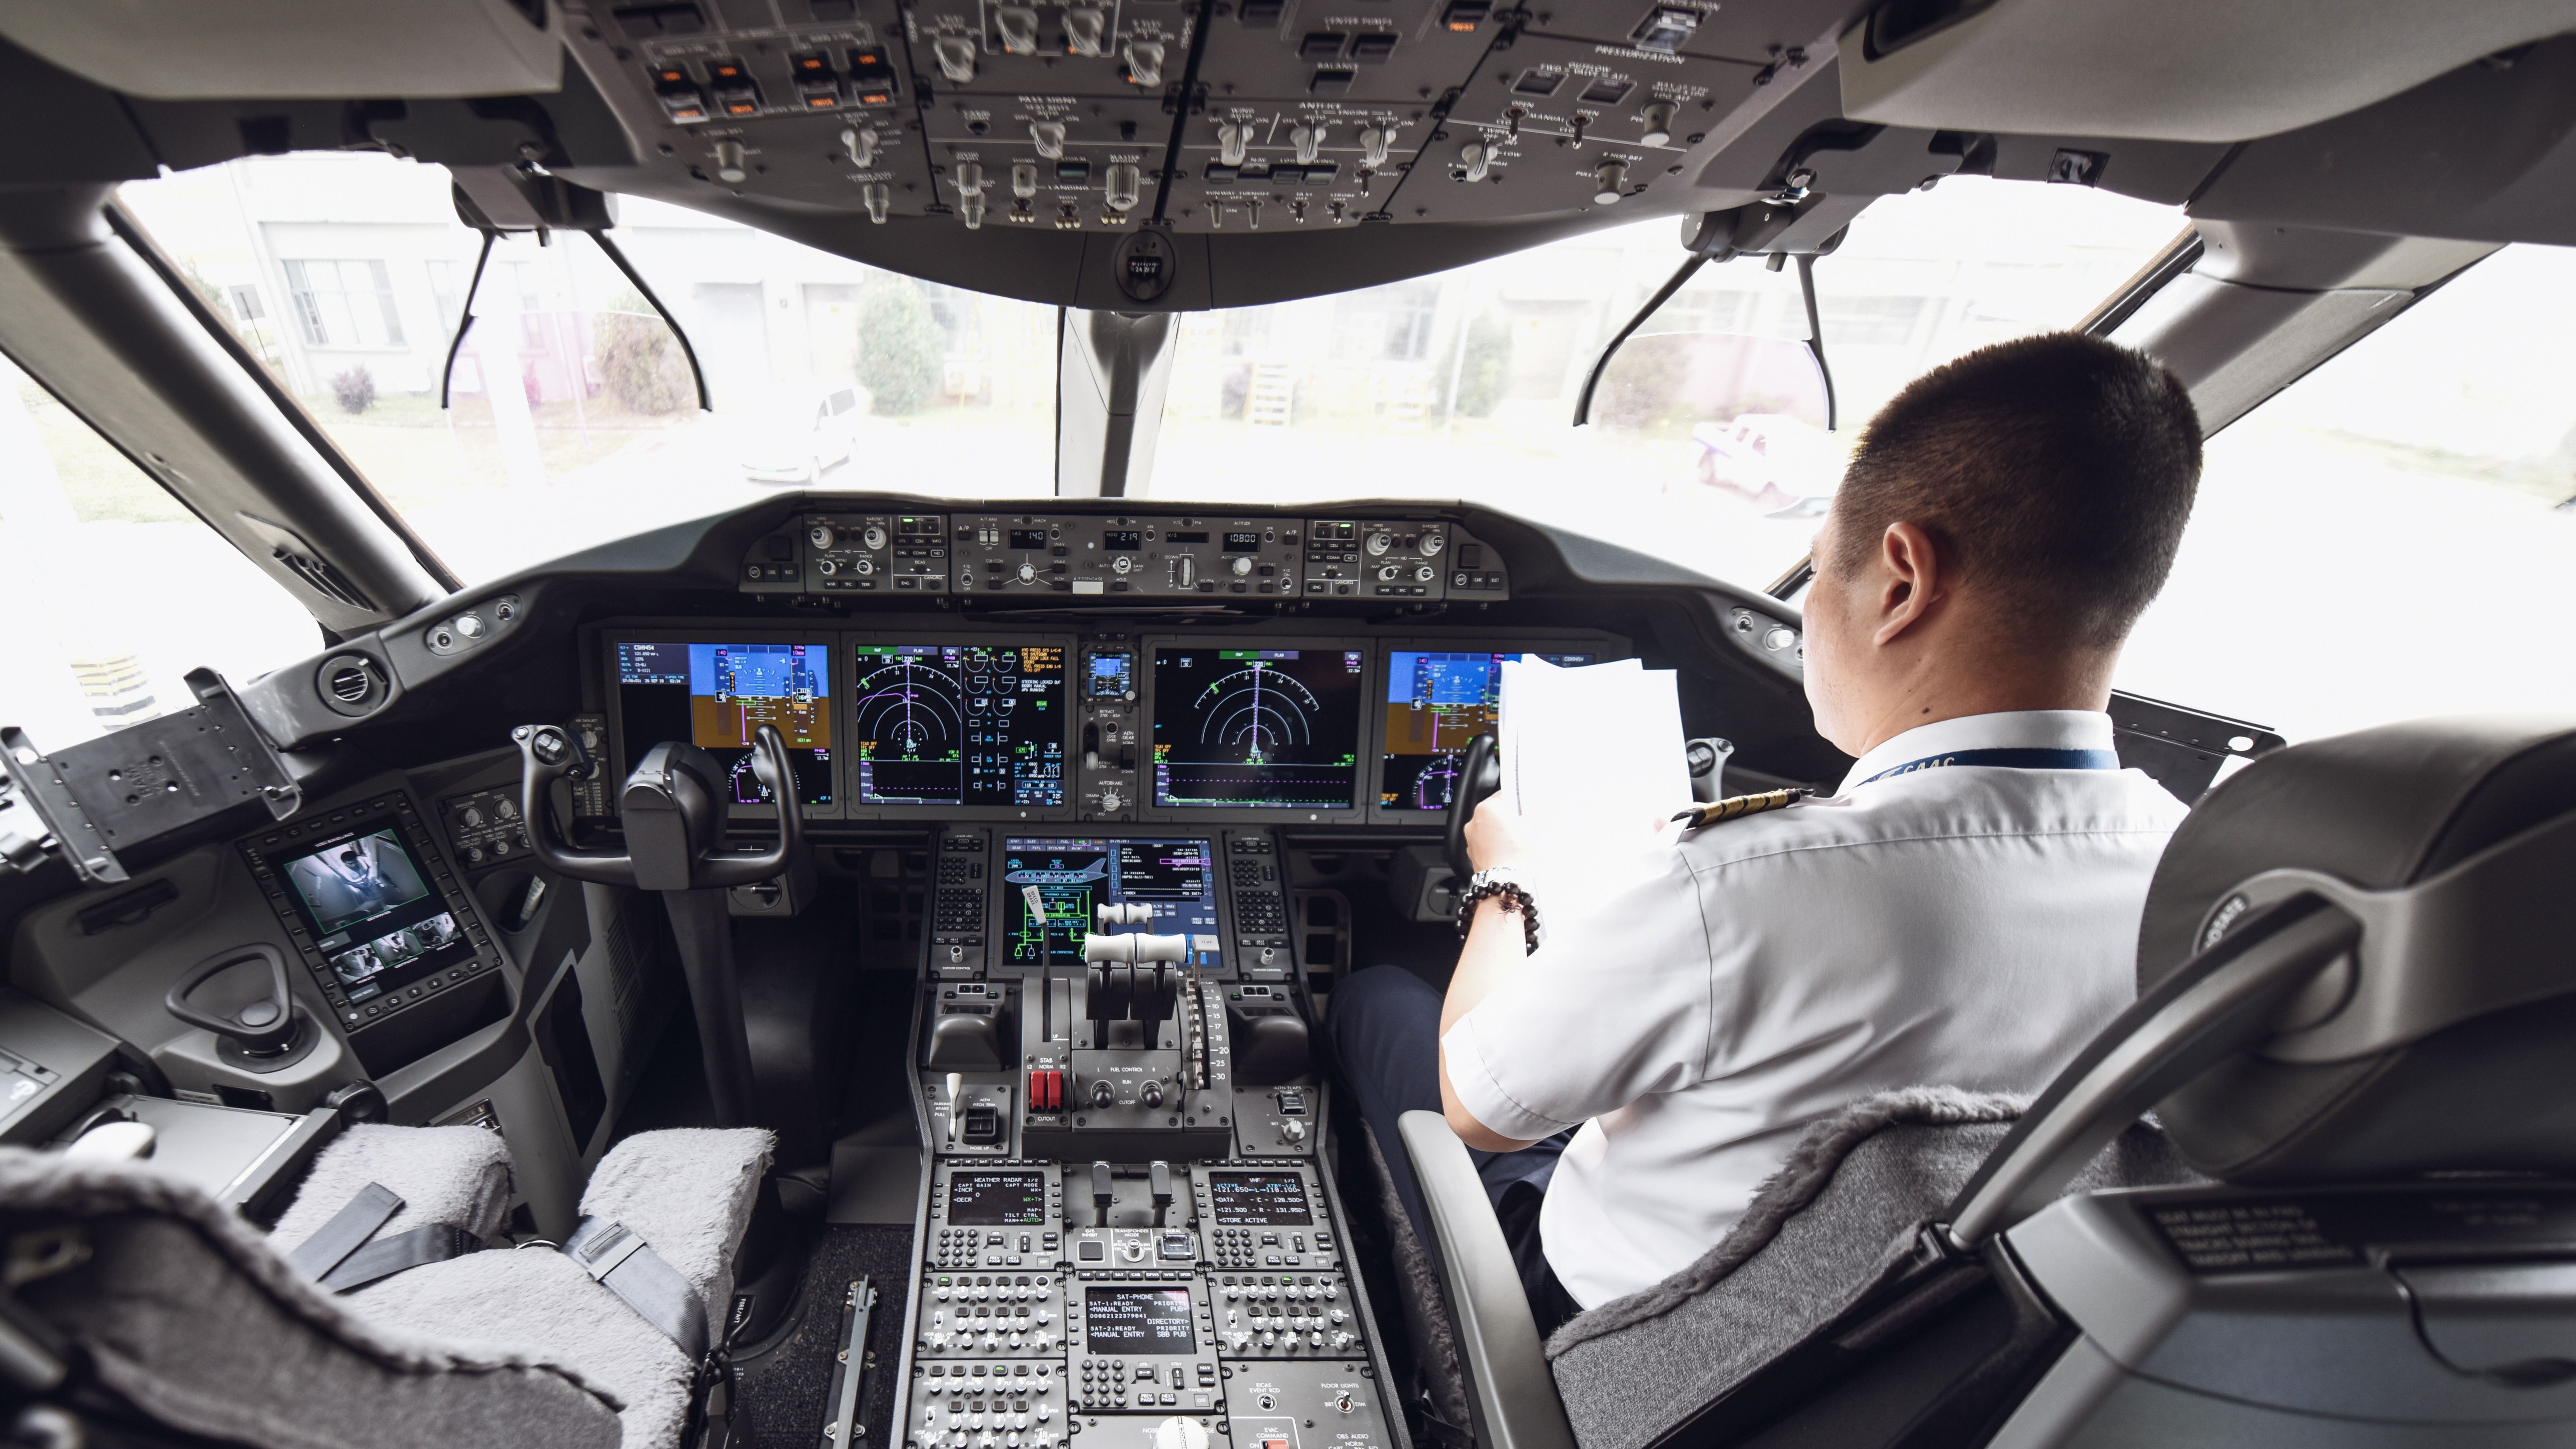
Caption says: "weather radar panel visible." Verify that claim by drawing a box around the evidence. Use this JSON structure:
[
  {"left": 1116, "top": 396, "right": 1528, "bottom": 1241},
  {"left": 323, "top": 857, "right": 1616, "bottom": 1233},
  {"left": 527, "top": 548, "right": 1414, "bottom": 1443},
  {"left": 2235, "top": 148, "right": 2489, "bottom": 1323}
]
[
  {"left": 612, "top": 641, "right": 833, "bottom": 806},
  {"left": 851, "top": 643, "right": 1066, "bottom": 807},
  {"left": 1151, "top": 647, "right": 1366, "bottom": 808},
  {"left": 1381, "top": 651, "right": 1595, "bottom": 810}
]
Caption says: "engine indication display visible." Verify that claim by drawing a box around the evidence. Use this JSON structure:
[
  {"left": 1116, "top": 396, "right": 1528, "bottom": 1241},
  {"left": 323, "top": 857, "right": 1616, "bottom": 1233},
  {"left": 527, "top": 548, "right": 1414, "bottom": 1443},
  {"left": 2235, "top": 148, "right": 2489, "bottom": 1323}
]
[
  {"left": 614, "top": 641, "right": 833, "bottom": 806},
  {"left": 1381, "top": 650, "right": 1596, "bottom": 811},
  {"left": 1001, "top": 836, "right": 1218, "bottom": 966},
  {"left": 852, "top": 643, "right": 1066, "bottom": 807},
  {"left": 1152, "top": 647, "right": 1366, "bottom": 809}
]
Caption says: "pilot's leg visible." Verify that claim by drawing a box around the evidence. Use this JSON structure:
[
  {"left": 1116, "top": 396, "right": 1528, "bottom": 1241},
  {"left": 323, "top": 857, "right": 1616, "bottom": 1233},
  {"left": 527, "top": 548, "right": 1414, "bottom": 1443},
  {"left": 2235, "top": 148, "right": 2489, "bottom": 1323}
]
[{"left": 1327, "top": 966, "right": 1576, "bottom": 1319}]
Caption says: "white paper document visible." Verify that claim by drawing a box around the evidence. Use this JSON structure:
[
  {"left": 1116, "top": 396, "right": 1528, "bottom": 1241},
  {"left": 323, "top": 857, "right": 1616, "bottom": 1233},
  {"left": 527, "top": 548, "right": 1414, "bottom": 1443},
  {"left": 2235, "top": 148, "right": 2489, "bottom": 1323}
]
[{"left": 1496, "top": 655, "right": 1692, "bottom": 913}]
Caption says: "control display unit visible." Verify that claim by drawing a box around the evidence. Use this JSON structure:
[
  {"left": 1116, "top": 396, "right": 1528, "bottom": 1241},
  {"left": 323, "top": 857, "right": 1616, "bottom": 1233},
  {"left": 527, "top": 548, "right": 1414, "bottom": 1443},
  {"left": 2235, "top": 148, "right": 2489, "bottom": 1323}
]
[
  {"left": 1381, "top": 650, "right": 1596, "bottom": 811},
  {"left": 851, "top": 643, "right": 1068, "bottom": 808},
  {"left": 1084, "top": 1286, "right": 1194, "bottom": 1353},
  {"left": 271, "top": 817, "right": 473, "bottom": 1004},
  {"left": 1151, "top": 647, "right": 1366, "bottom": 809},
  {"left": 1001, "top": 837, "right": 1218, "bottom": 967},
  {"left": 949, "top": 1169, "right": 1052, "bottom": 1226},
  {"left": 1206, "top": 1171, "right": 1312, "bottom": 1226},
  {"left": 613, "top": 640, "right": 833, "bottom": 806}
]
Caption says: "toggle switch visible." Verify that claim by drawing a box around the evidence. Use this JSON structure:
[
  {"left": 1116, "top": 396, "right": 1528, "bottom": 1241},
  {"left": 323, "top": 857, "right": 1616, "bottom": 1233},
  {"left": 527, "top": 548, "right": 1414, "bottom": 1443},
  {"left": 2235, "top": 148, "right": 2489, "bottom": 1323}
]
[
  {"left": 1359, "top": 126, "right": 1390, "bottom": 167},
  {"left": 1124, "top": 39, "right": 1165, "bottom": 86},
  {"left": 842, "top": 125, "right": 877, "bottom": 167},
  {"left": 995, "top": 6, "right": 1041, "bottom": 53},
  {"left": 1216, "top": 121, "right": 1250, "bottom": 167},
  {"left": 1092, "top": 1160, "right": 1115, "bottom": 1225},
  {"left": 1292, "top": 123, "right": 1323, "bottom": 164},
  {"left": 934, "top": 35, "right": 978, "bottom": 82},
  {"left": 1460, "top": 140, "right": 1490, "bottom": 182},
  {"left": 1013, "top": 161, "right": 1040, "bottom": 198}
]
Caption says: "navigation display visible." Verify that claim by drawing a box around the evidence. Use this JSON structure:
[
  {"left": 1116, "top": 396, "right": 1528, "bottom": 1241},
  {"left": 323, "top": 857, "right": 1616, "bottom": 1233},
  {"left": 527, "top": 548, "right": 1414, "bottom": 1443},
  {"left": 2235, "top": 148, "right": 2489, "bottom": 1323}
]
[
  {"left": 851, "top": 643, "right": 1066, "bottom": 808},
  {"left": 1381, "top": 650, "right": 1596, "bottom": 811},
  {"left": 614, "top": 641, "right": 833, "bottom": 806},
  {"left": 1151, "top": 647, "right": 1366, "bottom": 809},
  {"left": 948, "top": 1170, "right": 1050, "bottom": 1226},
  {"left": 1207, "top": 1171, "right": 1312, "bottom": 1226},
  {"left": 274, "top": 820, "right": 472, "bottom": 1004},
  {"left": 1000, "top": 837, "right": 1218, "bottom": 967},
  {"left": 1084, "top": 1286, "right": 1195, "bottom": 1353}
]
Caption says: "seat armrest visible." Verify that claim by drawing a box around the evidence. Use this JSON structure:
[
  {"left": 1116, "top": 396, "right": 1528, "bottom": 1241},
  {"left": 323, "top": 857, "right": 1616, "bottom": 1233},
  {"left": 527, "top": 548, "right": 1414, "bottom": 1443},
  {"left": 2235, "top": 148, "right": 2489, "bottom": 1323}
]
[{"left": 1398, "top": 1110, "right": 1578, "bottom": 1449}]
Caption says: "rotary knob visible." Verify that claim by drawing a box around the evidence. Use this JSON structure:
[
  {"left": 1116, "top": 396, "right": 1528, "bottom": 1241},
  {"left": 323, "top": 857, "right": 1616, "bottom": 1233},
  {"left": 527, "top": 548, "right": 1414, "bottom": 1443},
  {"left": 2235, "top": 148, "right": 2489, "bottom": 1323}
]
[
  {"left": 1419, "top": 529, "right": 1446, "bottom": 556},
  {"left": 819, "top": 558, "right": 839, "bottom": 575},
  {"left": 1229, "top": 555, "right": 1252, "bottom": 576},
  {"left": 1112, "top": 555, "right": 1132, "bottom": 574},
  {"left": 1017, "top": 562, "right": 1038, "bottom": 584},
  {"left": 863, "top": 524, "right": 888, "bottom": 548},
  {"left": 809, "top": 524, "right": 836, "bottom": 548},
  {"left": 1415, "top": 564, "right": 1435, "bottom": 582},
  {"left": 1365, "top": 530, "right": 1392, "bottom": 556}
]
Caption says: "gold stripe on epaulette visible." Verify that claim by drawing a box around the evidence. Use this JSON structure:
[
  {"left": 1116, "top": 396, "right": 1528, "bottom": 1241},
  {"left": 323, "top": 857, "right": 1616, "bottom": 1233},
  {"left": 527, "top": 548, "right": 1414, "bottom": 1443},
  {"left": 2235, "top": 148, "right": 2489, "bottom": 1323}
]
[{"left": 1671, "top": 787, "right": 1810, "bottom": 831}]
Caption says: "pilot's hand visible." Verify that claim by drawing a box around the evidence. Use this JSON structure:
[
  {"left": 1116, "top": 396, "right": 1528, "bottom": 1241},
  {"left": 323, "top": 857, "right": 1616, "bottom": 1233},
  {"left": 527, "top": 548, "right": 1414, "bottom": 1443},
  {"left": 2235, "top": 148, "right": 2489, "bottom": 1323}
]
[{"left": 1464, "top": 793, "right": 1533, "bottom": 874}]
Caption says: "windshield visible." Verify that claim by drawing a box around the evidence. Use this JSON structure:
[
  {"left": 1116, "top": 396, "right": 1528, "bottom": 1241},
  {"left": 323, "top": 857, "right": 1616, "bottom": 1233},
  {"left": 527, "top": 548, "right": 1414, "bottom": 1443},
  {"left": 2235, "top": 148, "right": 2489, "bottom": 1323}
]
[
  {"left": 2118, "top": 242, "right": 2576, "bottom": 742},
  {"left": 120, "top": 158, "right": 2183, "bottom": 593}
]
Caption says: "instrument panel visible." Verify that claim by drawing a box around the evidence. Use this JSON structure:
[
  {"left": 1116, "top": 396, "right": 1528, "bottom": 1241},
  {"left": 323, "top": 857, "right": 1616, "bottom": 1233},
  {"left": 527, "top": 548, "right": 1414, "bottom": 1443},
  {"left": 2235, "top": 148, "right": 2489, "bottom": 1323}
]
[{"left": 595, "top": 625, "right": 1625, "bottom": 825}]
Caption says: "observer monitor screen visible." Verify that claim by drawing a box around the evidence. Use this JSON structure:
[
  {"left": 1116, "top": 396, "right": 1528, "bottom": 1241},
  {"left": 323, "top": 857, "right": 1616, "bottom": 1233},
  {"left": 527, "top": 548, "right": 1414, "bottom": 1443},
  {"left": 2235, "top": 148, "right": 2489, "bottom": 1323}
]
[
  {"left": 1381, "top": 650, "right": 1596, "bottom": 811},
  {"left": 1085, "top": 1286, "right": 1195, "bottom": 1353},
  {"left": 1207, "top": 1171, "right": 1312, "bottom": 1226},
  {"left": 1000, "top": 837, "right": 1218, "bottom": 967},
  {"left": 273, "top": 819, "right": 472, "bottom": 1004},
  {"left": 947, "top": 1170, "right": 1049, "bottom": 1226},
  {"left": 1151, "top": 647, "right": 1365, "bottom": 809},
  {"left": 849, "top": 643, "right": 1066, "bottom": 807},
  {"left": 614, "top": 641, "right": 832, "bottom": 805}
]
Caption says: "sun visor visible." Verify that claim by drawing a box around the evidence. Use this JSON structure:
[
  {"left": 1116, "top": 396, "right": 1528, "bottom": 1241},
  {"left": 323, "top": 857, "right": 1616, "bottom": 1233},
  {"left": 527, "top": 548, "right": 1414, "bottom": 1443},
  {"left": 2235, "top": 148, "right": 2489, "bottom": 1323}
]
[
  {"left": 1837, "top": 0, "right": 2576, "bottom": 144},
  {"left": 0, "top": 0, "right": 563, "bottom": 101}
]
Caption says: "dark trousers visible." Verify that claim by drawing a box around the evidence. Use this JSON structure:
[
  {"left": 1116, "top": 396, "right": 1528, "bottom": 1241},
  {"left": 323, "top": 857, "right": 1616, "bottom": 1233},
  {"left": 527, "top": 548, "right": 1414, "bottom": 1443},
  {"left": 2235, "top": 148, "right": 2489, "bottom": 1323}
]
[{"left": 1326, "top": 965, "right": 1583, "bottom": 1334}]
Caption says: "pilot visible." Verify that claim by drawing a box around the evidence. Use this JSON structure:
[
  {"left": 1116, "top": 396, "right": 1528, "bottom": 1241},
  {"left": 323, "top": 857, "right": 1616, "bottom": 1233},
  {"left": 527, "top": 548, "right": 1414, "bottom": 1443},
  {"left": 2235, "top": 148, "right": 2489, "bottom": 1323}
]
[{"left": 1330, "top": 333, "right": 2203, "bottom": 1329}]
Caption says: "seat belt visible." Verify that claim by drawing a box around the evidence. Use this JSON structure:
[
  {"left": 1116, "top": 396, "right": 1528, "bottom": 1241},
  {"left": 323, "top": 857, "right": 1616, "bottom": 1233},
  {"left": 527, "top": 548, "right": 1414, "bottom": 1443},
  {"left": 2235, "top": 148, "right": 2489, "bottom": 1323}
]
[
  {"left": 559, "top": 1216, "right": 712, "bottom": 1362},
  {"left": 282, "top": 1182, "right": 482, "bottom": 1292}
]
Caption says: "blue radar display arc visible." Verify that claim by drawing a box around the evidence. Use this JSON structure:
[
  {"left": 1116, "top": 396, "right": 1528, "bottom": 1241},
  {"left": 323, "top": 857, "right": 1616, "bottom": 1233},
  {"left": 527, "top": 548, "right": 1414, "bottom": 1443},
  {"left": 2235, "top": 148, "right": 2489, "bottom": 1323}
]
[{"left": 1192, "top": 663, "right": 1322, "bottom": 762}]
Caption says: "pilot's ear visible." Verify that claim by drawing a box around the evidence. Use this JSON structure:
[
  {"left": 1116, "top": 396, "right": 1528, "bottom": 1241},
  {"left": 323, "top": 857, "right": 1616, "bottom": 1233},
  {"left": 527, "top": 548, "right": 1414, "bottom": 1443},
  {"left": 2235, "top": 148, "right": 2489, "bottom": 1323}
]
[{"left": 1872, "top": 520, "right": 1944, "bottom": 646}]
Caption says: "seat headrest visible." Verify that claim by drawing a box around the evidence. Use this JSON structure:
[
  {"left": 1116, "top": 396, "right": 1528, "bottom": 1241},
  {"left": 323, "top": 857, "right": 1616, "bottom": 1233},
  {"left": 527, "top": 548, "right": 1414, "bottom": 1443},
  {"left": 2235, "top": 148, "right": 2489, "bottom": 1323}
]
[{"left": 2136, "top": 716, "right": 2576, "bottom": 1183}]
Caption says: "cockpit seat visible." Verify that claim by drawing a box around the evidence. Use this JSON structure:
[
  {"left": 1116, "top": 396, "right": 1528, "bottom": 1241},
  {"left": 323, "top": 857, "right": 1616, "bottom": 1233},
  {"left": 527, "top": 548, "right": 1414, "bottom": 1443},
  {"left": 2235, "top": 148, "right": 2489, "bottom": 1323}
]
[
  {"left": 1403, "top": 716, "right": 2576, "bottom": 1449},
  {"left": 327, "top": 1127, "right": 774, "bottom": 1449},
  {"left": 0, "top": 1147, "right": 624, "bottom": 1448},
  {"left": 266, "top": 1123, "right": 517, "bottom": 1289}
]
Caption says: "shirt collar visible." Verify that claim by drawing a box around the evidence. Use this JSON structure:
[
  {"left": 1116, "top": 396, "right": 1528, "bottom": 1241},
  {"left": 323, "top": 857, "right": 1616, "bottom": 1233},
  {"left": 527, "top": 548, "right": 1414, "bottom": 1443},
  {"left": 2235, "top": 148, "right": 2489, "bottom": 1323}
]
[{"left": 1837, "top": 709, "right": 2117, "bottom": 796}]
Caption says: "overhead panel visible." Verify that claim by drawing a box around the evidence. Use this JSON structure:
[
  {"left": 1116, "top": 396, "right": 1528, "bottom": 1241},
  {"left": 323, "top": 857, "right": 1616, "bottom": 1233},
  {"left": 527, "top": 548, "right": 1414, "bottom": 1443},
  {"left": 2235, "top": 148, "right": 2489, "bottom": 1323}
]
[
  {"left": 580, "top": 0, "right": 935, "bottom": 219},
  {"left": 1382, "top": 32, "right": 1754, "bottom": 223}
]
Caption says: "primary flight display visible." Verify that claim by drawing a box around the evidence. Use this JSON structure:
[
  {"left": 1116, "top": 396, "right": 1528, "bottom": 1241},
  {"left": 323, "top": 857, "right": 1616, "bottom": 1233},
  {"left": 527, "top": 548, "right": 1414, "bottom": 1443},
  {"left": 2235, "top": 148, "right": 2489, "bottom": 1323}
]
[
  {"left": 614, "top": 640, "right": 834, "bottom": 805},
  {"left": 1150, "top": 647, "right": 1365, "bottom": 809}
]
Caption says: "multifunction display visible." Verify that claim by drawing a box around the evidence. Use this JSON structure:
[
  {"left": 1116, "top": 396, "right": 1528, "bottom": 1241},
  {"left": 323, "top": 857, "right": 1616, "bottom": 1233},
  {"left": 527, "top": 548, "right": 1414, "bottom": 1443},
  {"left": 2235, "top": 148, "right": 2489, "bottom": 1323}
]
[
  {"left": 852, "top": 643, "right": 1067, "bottom": 807},
  {"left": 1001, "top": 838, "right": 1218, "bottom": 966},
  {"left": 948, "top": 1170, "right": 1051, "bottom": 1226},
  {"left": 614, "top": 641, "right": 833, "bottom": 805},
  {"left": 1207, "top": 1172, "right": 1312, "bottom": 1226},
  {"left": 273, "top": 819, "right": 473, "bottom": 1003},
  {"left": 1152, "top": 648, "right": 1366, "bottom": 809},
  {"left": 1084, "top": 1286, "right": 1195, "bottom": 1353},
  {"left": 1381, "top": 650, "right": 1596, "bottom": 811}
]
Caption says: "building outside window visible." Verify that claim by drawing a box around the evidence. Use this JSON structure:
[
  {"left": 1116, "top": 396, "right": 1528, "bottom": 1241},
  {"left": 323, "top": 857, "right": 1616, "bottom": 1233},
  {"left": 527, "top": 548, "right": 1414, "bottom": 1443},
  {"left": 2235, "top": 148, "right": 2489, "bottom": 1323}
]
[{"left": 282, "top": 259, "right": 405, "bottom": 348}]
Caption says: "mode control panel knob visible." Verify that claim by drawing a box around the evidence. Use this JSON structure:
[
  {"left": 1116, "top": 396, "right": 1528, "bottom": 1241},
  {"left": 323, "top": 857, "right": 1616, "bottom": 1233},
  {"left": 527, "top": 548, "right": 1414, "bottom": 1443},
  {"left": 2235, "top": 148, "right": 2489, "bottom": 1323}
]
[
  {"left": 862, "top": 524, "right": 888, "bottom": 549},
  {"left": 1229, "top": 555, "right": 1252, "bottom": 576},
  {"left": 809, "top": 523, "right": 836, "bottom": 549},
  {"left": 1419, "top": 529, "right": 1446, "bottom": 556},
  {"left": 818, "top": 558, "right": 839, "bottom": 575},
  {"left": 1017, "top": 562, "right": 1038, "bottom": 584},
  {"left": 1174, "top": 555, "right": 1197, "bottom": 588},
  {"left": 1365, "top": 530, "right": 1392, "bottom": 556}
]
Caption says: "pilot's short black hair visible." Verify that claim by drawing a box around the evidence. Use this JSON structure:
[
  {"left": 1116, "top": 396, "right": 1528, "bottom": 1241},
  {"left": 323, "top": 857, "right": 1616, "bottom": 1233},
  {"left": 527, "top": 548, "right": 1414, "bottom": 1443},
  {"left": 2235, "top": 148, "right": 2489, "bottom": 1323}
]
[{"left": 1827, "top": 332, "right": 2201, "bottom": 650}]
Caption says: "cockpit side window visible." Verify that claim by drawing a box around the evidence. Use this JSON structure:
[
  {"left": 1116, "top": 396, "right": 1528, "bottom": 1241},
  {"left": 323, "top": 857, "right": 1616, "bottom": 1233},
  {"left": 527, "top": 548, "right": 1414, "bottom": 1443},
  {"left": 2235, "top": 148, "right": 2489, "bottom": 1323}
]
[{"left": 2119, "top": 242, "right": 2576, "bottom": 741}]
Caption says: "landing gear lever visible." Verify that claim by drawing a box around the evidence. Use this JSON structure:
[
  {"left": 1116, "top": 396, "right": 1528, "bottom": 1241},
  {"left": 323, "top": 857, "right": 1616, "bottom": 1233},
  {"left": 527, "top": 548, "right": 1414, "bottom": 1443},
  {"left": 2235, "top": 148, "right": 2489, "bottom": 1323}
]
[{"left": 514, "top": 720, "right": 805, "bottom": 1128}]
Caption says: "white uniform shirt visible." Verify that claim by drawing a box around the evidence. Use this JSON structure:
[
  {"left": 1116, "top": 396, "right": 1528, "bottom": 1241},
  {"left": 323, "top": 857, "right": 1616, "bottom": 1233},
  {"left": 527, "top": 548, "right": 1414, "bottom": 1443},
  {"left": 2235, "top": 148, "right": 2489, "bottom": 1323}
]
[{"left": 1441, "top": 710, "right": 2188, "bottom": 1308}]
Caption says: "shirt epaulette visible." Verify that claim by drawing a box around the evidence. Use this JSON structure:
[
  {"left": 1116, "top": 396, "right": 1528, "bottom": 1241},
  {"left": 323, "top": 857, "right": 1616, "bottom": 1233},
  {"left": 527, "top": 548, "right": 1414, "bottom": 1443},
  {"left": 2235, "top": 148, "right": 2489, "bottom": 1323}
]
[{"left": 1671, "top": 787, "right": 1810, "bottom": 831}]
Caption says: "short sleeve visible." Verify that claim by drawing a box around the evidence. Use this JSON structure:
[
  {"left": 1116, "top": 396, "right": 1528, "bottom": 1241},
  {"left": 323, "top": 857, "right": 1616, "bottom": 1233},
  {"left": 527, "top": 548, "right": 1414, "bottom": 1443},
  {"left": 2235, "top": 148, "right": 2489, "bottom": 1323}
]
[{"left": 1441, "top": 846, "right": 1723, "bottom": 1140}]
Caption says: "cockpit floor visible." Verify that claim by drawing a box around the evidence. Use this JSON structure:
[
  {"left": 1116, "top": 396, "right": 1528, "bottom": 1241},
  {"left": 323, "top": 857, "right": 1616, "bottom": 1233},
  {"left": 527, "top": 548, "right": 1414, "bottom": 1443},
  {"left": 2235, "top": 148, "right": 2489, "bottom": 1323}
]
[{"left": 734, "top": 1222, "right": 915, "bottom": 1449}]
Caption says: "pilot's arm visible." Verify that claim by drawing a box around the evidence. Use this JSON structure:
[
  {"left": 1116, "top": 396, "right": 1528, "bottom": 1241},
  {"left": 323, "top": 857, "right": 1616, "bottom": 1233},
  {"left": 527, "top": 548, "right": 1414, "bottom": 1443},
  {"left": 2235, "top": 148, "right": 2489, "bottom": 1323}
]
[{"left": 1437, "top": 793, "right": 1713, "bottom": 1152}]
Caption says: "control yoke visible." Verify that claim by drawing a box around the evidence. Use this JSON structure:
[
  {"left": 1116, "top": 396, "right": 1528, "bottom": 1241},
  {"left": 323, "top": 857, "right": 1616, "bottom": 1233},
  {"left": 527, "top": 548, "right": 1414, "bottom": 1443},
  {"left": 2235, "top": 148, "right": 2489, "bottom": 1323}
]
[
  {"left": 1443, "top": 734, "right": 1503, "bottom": 881},
  {"left": 511, "top": 721, "right": 807, "bottom": 1128},
  {"left": 512, "top": 721, "right": 803, "bottom": 891}
]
